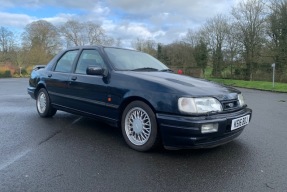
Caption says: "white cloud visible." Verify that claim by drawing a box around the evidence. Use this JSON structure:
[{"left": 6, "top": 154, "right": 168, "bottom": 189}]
[
  {"left": 102, "top": 20, "right": 117, "bottom": 31},
  {"left": 118, "top": 23, "right": 152, "bottom": 39},
  {"left": 0, "top": 11, "right": 77, "bottom": 29},
  {"left": 43, "top": 13, "right": 76, "bottom": 26},
  {"left": 0, "top": 0, "right": 100, "bottom": 10},
  {"left": 92, "top": 4, "right": 110, "bottom": 15},
  {"left": 101, "top": 0, "right": 237, "bottom": 43},
  {"left": 0, "top": 0, "right": 238, "bottom": 45},
  {"left": 0, "top": 12, "right": 35, "bottom": 28},
  {"left": 106, "top": 0, "right": 234, "bottom": 20}
]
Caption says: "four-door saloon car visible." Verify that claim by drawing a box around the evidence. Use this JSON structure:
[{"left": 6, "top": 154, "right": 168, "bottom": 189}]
[{"left": 28, "top": 45, "right": 252, "bottom": 151}]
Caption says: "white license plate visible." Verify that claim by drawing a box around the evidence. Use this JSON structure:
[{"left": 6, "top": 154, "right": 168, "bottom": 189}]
[{"left": 231, "top": 115, "right": 250, "bottom": 131}]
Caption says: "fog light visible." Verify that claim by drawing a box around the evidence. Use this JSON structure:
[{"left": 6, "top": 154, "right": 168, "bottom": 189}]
[{"left": 201, "top": 123, "right": 218, "bottom": 134}]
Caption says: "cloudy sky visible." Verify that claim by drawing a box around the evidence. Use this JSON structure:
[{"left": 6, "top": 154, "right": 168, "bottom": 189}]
[{"left": 0, "top": 0, "right": 238, "bottom": 46}]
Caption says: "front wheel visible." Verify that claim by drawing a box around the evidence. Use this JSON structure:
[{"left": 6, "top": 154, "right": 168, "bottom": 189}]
[
  {"left": 36, "top": 88, "right": 57, "bottom": 118},
  {"left": 121, "top": 101, "right": 159, "bottom": 152}
]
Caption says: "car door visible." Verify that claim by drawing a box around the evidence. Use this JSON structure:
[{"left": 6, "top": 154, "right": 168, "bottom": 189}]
[
  {"left": 45, "top": 49, "right": 79, "bottom": 107},
  {"left": 67, "top": 49, "right": 111, "bottom": 118}
]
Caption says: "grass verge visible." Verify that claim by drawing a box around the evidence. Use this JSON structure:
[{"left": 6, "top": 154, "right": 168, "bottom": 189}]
[{"left": 206, "top": 78, "right": 287, "bottom": 93}]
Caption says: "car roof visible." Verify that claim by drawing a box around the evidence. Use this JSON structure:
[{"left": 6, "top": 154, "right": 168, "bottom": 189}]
[{"left": 66, "top": 45, "right": 137, "bottom": 52}]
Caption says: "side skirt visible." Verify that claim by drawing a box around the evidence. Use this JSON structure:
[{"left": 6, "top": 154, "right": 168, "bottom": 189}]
[{"left": 52, "top": 103, "right": 119, "bottom": 127}]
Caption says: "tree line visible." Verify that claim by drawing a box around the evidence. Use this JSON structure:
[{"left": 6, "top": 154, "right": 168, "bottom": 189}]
[
  {"left": 132, "top": 0, "right": 287, "bottom": 82},
  {"left": 0, "top": 19, "right": 122, "bottom": 77},
  {"left": 0, "top": 0, "right": 287, "bottom": 82}
]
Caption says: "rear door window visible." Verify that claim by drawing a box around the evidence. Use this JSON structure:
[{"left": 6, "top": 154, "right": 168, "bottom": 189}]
[{"left": 55, "top": 50, "right": 79, "bottom": 73}]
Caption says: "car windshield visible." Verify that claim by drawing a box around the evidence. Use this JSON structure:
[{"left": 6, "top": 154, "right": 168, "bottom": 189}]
[{"left": 104, "top": 47, "right": 169, "bottom": 71}]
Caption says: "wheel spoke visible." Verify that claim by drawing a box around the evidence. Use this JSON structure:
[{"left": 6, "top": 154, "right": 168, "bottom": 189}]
[
  {"left": 143, "top": 122, "right": 150, "bottom": 126},
  {"left": 141, "top": 132, "right": 147, "bottom": 140},
  {"left": 143, "top": 128, "right": 150, "bottom": 133}
]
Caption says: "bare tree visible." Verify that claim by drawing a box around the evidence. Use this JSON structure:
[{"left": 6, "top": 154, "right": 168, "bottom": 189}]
[
  {"left": 22, "top": 20, "right": 61, "bottom": 54},
  {"left": 131, "top": 38, "right": 157, "bottom": 56},
  {"left": 59, "top": 20, "right": 85, "bottom": 47},
  {"left": 131, "top": 38, "right": 145, "bottom": 51},
  {"left": 60, "top": 20, "right": 116, "bottom": 47},
  {"left": 225, "top": 22, "right": 242, "bottom": 77},
  {"left": 267, "top": 0, "right": 287, "bottom": 79},
  {"left": 204, "top": 14, "right": 229, "bottom": 77},
  {"left": 22, "top": 20, "right": 61, "bottom": 65},
  {"left": 0, "top": 26, "right": 14, "bottom": 53},
  {"left": 231, "top": 0, "right": 267, "bottom": 80},
  {"left": 181, "top": 29, "right": 209, "bottom": 76},
  {"left": 86, "top": 22, "right": 105, "bottom": 45},
  {"left": 183, "top": 29, "right": 199, "bottom": 47},
  {"left": 101, "top": 36, "right": 117, "bottom": 46},
  {"left": 163, "top": 41, "right": 195, "bottom": 71}
]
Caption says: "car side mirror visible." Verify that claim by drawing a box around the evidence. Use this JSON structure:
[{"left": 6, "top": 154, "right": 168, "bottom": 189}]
[{"left": 86, "top": 66, "right": 108, "bottom": 77}]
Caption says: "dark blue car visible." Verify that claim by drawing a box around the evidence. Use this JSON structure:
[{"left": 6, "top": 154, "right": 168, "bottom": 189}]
[{"left": 28, "top": 46, "right": 252, "bottom": 151}]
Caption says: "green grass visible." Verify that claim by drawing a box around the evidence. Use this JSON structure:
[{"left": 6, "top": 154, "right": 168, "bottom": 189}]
[{"left": 206, "top": 78, "right": 287, "bottom": 93}]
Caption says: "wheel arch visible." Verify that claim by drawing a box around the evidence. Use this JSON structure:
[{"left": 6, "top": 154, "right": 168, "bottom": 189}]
[
  {"left": 35, "top": 83, "right": 46, "bottom": 98},
  {"left": 118, "top": 96, "right": 157, "bottom": 126}
]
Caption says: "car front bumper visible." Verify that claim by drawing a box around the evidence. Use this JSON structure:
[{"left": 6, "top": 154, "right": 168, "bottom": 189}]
[
  {"left": 27, "top": 87, "right": 36, "bottom": 99},
  {"left": 157, "top": 108, "right": 252, "bottom": 149}
]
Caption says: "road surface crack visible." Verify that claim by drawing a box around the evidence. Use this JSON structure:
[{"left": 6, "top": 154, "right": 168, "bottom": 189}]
[{"left": 38, "top": 130, "right": 62, "bottom": 146}]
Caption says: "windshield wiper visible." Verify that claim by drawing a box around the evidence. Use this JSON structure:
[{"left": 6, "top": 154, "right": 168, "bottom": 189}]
[
  {"left": 131, "top": 67, "right": 159, "bottom": 71},
  {"left": 159, "top": 69, "right": 174, "bottom": 73}
]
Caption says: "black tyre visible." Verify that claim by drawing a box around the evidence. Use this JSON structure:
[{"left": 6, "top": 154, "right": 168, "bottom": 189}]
[
  {"left": 36, "top": 88, "right": 57, "bottom": 118},
  {"left": 121, "top": 101, "right": 159, "bottom": 152}
]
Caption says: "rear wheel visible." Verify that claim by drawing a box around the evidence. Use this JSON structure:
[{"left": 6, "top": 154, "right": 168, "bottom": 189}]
[
  {"left": 121, "top": 101, "right": 159, "bottom": 151},
  {"left": 36, "top": 88, "right": 57, "bottom": 118}
]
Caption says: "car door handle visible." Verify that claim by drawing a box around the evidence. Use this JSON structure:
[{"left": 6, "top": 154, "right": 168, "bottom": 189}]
[
  {"left": 71, "top": 76, "right": 77, "bottom": 81},
  {"left": 48, "top": 74, "right": 52, "bottom": 78}
]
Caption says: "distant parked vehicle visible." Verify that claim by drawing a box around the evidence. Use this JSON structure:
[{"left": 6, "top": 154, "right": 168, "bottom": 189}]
[{"left": 28, "top": 45, "right": 252, "bottom": 151}]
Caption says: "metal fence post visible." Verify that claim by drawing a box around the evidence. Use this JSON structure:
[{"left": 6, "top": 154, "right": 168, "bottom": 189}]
[{"left": 271, "top": 63, "right": 275, "bottom": 88}]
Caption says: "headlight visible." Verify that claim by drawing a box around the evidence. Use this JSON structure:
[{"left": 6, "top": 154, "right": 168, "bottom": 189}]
[
  {"left": 178, "top": 97, "right": 222, "bottom": 114},
  {"left": 238, "top": 94, "right": 245, "bottom": 107}
]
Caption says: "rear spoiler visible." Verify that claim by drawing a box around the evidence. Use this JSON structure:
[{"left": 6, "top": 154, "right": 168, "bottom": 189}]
[{"left": 33, "top": 65, "right": 46, "bottom": 70}]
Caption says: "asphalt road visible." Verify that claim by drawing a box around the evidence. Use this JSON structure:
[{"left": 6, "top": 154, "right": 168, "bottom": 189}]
[{"left": 0, "top": 78, "right": 287, "bottom": 192}]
